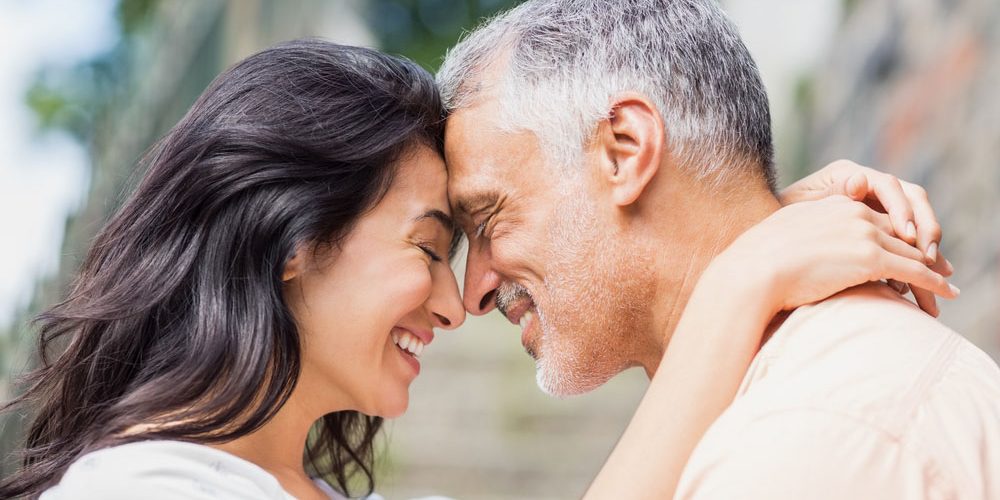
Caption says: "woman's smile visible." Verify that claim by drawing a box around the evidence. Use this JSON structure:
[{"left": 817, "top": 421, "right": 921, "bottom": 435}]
[{"left": 391, "top": 326, "right": 435, "bottom": 375}]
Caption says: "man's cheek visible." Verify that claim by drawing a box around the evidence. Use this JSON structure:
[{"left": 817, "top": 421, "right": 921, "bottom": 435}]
[{"left": 489, "top": 239, "right": 537, "bottom": 273}]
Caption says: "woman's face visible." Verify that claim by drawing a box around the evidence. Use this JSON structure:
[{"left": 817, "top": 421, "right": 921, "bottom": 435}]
[{"left": 283, "top": 145, "right": 465, "bottom": 418}]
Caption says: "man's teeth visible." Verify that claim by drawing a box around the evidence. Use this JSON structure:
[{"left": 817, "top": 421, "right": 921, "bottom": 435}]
[
  {"left": 392, "top": 331, "right": 425, "bottom": 358},
  {"left": 519, "top": 310, "right": 534, "bottom": 330}
]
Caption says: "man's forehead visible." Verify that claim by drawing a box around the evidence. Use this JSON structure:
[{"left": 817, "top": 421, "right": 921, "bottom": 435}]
[
  {"left": 444, "top": 101, "right": 502, "bottom": 152},
  {"left": 445, "top": 109, "right": 538, "bottom": 171},
  {"left": 443, "top": 99, "right": 545, "bottom": 214},
  {"left": 443, "top": 105, "right": 508, "bottom": 193}
]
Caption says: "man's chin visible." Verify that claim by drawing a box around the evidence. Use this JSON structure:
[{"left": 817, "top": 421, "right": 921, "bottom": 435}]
[{"left": 534, "top": 360, "right": 616, "bottom": 398}]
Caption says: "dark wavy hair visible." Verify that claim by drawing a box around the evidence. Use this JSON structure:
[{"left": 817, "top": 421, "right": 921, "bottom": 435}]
[{"left": 0, "top": 39, "right": 445, "bottom": 498}]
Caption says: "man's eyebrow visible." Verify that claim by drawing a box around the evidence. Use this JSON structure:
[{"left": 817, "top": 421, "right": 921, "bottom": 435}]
[
  {"left": 414, "top": 209, "right": 456, "bottom": 232},
  {"left": 454, "top": 191, "right": 500, "bottom": 216}
]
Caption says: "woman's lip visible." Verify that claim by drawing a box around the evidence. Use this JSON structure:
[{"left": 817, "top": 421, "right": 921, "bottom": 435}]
[
  {"left": 392, "top": 325, "right": 434, "bottom": 346},
  {"left": 398, "top": 345, "right": 421, "bottom": 375}
]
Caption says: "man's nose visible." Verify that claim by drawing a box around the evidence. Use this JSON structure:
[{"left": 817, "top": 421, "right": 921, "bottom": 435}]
[{"left": 462, "top": 243, "right": 501, "bottom": 316}]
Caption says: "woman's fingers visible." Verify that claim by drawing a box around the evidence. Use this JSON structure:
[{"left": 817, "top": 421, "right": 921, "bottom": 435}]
[
  {"left": 868, "top": 173, "right": 917, "bottom": 244},
  {"left": 845, "top": 173, "right": 868, "bottom": 201},
  {"left": 877, "top": 227, "right": 928, "bottom": 263},
  {"left": 876, "top": 227, "right": 957, "bottom": 316},
  {"left": 880, "top": 251, "right": 958, "bottom": 299},
  {"left": 911, "top": 251, "right": 959, "bottom": 315},
  {"left": 886, "top": 279, "right": 910, "bottom": 296},
  {"left": 940, "top": 256, "right": 954, "bottom": 277},
  {"left": 911, "top": 286, "right": 940, "bottom": 317},
  {"left": 784, "top": 163, "right": 942, "bottom": 262},
  {"left": 862, "top": 208, "right": 898, "bottom": 237},
  {"left": 878, "top": 231, "right": 926, "bottom": 267},
  {"left": 866, "top": 207, "right": 956, "bottom": 316},
  {"left": 876, "top": 227, "right": 941, "bottom": 317},
  {"left": 902, "top": 182, "right": 943, "bottom": 264}
]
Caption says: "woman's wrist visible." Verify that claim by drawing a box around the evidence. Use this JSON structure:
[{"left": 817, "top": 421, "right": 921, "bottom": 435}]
[{"left": 694, "top": 252, "right": 784, "bottom": 327}]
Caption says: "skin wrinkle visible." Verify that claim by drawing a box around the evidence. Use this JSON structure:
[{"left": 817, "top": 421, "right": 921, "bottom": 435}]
[
  {"left": 651, "top": 251, "right": 696, "bottom": 376},
  {"left": 646, "top": 200, "right": 749, "bottom": 374}
]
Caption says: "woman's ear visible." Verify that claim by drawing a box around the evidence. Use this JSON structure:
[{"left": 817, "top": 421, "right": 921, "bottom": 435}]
[
  {"left": 282, "top": 246, "right": 306, "bottom": 282},
  {"left": 595, "top": 93, "right": 665, "bottom": 207}
]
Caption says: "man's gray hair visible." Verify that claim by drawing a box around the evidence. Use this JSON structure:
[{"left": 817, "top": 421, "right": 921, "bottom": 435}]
[{"left": 437, "top": 0, "right": 775, "bottom": 189}]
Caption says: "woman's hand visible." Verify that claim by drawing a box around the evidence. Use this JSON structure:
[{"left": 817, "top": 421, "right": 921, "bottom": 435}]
[
  {"left": 777, "top": 159, "right": 951, "bottom": 315},
  {"left": 706, "top": 195, "right": 957, "bottom": 319}
]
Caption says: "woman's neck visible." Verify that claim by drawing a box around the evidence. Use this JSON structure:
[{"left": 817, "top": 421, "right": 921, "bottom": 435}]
[
  {"left": 209, "top": 382, "right": 349, "bottom": 497},
  {"left": 211, "top": 397, "right": 312, "bottom": 473}
]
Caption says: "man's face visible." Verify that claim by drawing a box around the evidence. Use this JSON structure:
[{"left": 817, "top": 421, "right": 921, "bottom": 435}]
[{"left": 445, "top": 97, "right": 654, "bottom": 396}]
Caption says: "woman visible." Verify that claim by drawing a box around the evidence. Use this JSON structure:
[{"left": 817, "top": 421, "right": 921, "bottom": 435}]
[{"left": 0, "top": 40, "right": 954, "bottom": 499}]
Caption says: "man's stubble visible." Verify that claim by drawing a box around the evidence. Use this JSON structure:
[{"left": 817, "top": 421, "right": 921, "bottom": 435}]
[{"left": 533, "top": 187, "right": 657, "bottom": 397}]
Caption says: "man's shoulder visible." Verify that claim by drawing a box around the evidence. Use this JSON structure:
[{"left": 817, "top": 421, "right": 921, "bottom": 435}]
[
  {"left": 741, "top": 282, "right": 976, "bottom": 409},
  {"left": 676, "top": 283, "right": 1000, "bottom": 499}
]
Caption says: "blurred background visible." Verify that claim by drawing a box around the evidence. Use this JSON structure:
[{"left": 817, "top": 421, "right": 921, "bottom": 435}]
[{"left": 0, "top": 0, "right": 996, "bottom": 498}]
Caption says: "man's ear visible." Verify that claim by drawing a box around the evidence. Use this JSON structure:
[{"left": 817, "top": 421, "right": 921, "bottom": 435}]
[
  {"left": 595, "top": 93, "right": 665, "bottom": 207},
  {"left": 282, "top": 246, "right": 307, "bottom": 282}
]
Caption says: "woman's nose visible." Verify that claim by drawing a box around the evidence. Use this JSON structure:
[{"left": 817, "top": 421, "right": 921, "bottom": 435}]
[{"left": 428, "top": 266, "right": 466, "bottom": 330}]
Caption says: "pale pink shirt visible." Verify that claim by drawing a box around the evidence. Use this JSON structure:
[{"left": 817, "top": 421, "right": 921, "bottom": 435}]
[{"left": 675, "top": 283, "right": 1000, "bottom": 500}]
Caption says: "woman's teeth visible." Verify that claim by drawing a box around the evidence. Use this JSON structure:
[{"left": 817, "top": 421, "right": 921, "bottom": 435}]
[
  {"left": 392, "top": 331, "right": 425, "bottom": 358},
  {"left": 519, "top": 310, "right": 534, "bottom": 330}
]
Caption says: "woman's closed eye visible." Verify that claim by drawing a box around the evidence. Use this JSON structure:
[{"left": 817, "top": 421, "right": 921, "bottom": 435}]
[{"left": 418, "top": 243, "right": 443, "bottom": 263}]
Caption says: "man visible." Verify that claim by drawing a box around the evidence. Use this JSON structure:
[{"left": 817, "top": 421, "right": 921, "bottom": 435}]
[{"left": 436, "top": 0, "right": 1000, "bottom": 497}]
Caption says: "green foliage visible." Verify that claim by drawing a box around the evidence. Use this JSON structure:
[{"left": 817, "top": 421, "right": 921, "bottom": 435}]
[
  {"left": 841, "top": 0, "right": 862, "bottom": 22},
  {"left": 787, "top": 75, "right": 816, "bottom": 181},
  {"left": 25, "top": 83, "right": 72, "bottom": 130},
  {"left": 364, "top": 0, "right": 522, "bottom": 71},
  {"left": 23, "top": 0, "right": 161, "bottom": 140},
  {"left": 117, "top": 0, "right": 160, "bottom": 35}
]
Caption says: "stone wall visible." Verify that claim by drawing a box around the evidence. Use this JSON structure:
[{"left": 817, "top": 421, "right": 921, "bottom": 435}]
[{"left": 799, "top": 0, "right": 1000, "bottom": 358}]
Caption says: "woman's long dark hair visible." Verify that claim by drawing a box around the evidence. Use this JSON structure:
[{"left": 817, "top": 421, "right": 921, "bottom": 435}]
[{"left": 0, "top": 39, "right": 444, "bottom": 498}]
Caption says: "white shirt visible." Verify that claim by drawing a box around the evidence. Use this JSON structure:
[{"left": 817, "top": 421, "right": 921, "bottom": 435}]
[
  {"left": 675, "top": 283, "right": 1000, "bottom": 499},
  {"left": 40, "top": 439, "right": 388, "bottom": 500}
]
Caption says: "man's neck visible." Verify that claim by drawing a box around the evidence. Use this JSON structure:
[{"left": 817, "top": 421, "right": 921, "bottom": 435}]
[{"left": 634, "top": 172, "right": 782, "bottom": 377}]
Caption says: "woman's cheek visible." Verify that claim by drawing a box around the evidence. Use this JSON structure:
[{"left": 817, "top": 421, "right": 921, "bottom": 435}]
[{"left": 385, "top": 259, "right": 434, "bottom": 314}]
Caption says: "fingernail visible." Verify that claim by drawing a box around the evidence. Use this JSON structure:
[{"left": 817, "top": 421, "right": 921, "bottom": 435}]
[
  {"left": 926, "top": 242, "right": 938, "bottom": 263},
  {"left": 949, "top": 284, "right": 961, "bottom": 296},
  {"left": 906, "top": 221, "right": 916, "bottom": 240}
]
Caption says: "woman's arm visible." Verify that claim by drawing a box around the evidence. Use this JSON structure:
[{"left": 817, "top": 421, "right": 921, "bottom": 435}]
[
  {"left": 584, "top": 195, "right": 957, "bottom": 499},
  {"left": 584, "top": 265, "right": 775, "bottom": 498}
]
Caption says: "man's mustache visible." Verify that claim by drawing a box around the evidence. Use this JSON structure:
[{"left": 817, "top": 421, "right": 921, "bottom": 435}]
[{"left": 495, "top": 281, "right": 532, "bottom": 317}]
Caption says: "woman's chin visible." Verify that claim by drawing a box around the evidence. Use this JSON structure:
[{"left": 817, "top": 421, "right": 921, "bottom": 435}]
[{"left": 367, "top": 392, "right": 409, "bottom": 419}]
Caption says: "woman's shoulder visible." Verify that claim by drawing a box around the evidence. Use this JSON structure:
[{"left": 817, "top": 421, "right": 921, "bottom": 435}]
[{"left": 40, "top": 440, "right": 292, "bottom": 500}]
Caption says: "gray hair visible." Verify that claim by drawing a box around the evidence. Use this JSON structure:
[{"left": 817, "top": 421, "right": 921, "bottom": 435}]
[{"left": 437, "top": 0, "right": 775, "bottom": 189}]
